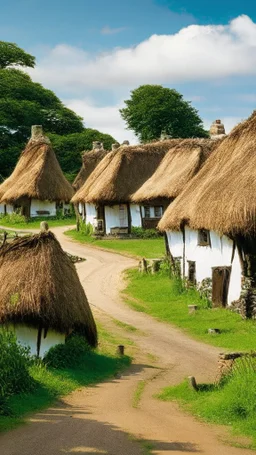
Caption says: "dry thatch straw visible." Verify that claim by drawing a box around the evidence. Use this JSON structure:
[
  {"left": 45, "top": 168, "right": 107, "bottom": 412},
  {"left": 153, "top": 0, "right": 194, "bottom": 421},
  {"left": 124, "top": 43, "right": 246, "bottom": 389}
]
[
  {"left": 0, "top": 231, "right": 97, "bottom": 347},
  {"left": 158, "top": 111, "right": 256, "bottom": 235},
  {"left": 132, "top": 138, "right": 219, "bottom": 203},
  {"left": 72, "top": 140, "right": 180, "bottom": 204},
  {"left": 73, "top": 148, "right": 108, "bottom": 192},
  {"left": 0, "top": 129, "right": 74, "bottom": 204}
]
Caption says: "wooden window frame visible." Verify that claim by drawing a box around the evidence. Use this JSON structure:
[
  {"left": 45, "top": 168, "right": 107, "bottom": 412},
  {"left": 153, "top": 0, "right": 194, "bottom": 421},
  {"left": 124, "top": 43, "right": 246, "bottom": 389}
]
[{"left": 198, "top": 229, "right": 211, "bottom": 247}]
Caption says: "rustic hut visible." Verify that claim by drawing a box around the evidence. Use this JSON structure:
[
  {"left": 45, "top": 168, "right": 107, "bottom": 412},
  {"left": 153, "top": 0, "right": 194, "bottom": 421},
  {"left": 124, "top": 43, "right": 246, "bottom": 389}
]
[
  {"left": 72, "top": 140, "right": 176, "bottom": 235},
  {"left": 158, "top": 113, "right": 256, "bottom": 314},
  {"left": 132, "top": 138, "right": 218, "bottom": 229},
  {"left": 0, "top": 228, "right": 97, "bottom": 356},
  {"left": 72, "top": 141, "right": 109, "bottom": 221},
  {"left": 0, "top": 125, "right": 74, "bottom": 217}
]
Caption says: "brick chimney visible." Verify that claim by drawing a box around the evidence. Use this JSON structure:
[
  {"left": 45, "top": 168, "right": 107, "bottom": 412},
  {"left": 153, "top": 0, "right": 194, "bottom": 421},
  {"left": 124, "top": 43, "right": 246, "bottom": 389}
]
[
  {"left": 122, "top": 140, "right": 130, "bottom": 146},
  {"left": 210, "top": 120, "right": 226, "bottom": 138},
  {"left": 92, "top": 141, "right": 103, "bottom": 150},
  {"left": 30, "top": 125, "right": 50, "bottom": 144}
]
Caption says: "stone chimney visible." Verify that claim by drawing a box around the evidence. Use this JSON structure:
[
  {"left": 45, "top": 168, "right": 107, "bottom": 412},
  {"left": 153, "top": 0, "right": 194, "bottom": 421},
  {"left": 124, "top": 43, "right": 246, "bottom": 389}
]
[
  {"left": 30, "top": 125, "right": 50, "bottom": 144},
  {"left": 210, "top": 120, "right": 226, "bottom": 138},
  {"left": 122, "top": 140, "right": 130, "bottom": 146},
  {"left": 112, "top": 143, "right": 120, "bottom": 151},
  {"left": 92, "top": 141, "right": 103, "bottom": 150}
]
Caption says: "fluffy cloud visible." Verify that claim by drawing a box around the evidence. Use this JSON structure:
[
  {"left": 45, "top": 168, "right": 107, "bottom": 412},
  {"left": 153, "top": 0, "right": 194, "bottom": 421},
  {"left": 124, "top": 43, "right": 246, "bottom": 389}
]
[
  {"left": 100, "top": 25, "right": 127, "bottom": 35},
  {"left": 29, "top": 15, "right": 256, "bottom": 91},
  {"left": 66, "top": 99, "right": 137, "bottom": 143}
]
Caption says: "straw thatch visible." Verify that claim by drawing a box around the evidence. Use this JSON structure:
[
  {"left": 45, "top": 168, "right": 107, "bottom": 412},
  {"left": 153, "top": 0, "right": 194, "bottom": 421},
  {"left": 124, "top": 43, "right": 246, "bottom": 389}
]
[
  {"left": 72, "top": 140, "right": 180, "bottom": 204},
  {"left": 0, "top": 231, "right": 97, "bottom": 347},
  {"left": 132, "top": 138, "right": 219, "bottom": 203},
  {"left": 0, "top": 135, "right": 74, "bottom": 204},
  {"left": 73, "top": 148, "right": 108, "bottom": 192},
  {"left": 158, "top": 111, "right": 256, "bottom": 236}
]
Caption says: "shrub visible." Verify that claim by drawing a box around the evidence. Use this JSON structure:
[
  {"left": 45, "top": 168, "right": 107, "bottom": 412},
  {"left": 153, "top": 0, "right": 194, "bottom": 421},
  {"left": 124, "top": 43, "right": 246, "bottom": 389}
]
[
  {"left": 0, "top": 330, "right": 35, "bottom": 415},
  {"left": 79, "top": 219, "right": 94, "bottom": 236},
  {"left": 131, "top": 226, "right": 161, "bottom": 239},
  {"left": 0, "top": 212, "right": 26, "bottom": 224},
  {"left": 44, "top": 335, "right": 91, "bottom": 369}
]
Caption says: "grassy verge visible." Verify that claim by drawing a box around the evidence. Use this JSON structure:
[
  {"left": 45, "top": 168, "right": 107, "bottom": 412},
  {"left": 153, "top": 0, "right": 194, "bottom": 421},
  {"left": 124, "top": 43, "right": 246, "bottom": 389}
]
[
  {"left": 64, "top": 229, "right": 165, "bottom": 259},
  {"left": 123, "top": 269, "right": 256, "bottom": 351},
  {"left": 158, "top": 358, "right": 256, "bottom": 450},
  {"left": 0, "top": 216, "right": 76, "bottom": 230},
  {"left": 0, "top": 324, "right": 131, "bottom": 433}
]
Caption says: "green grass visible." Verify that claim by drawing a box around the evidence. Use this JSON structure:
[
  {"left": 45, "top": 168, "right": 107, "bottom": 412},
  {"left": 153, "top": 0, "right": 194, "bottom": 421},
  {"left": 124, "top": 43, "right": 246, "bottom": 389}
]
[
  {"left": 0, "top": 216, "right": 76, "bottom": 230},
  {"left": 132, "top": 380, "right": 146, "bottom": 408},
  {"left": 0, "top": 324, "right": 131, "bottom": 433},
  {"left": 158, "top": 358, "right": 256, "bottom": 449},
  {"left": 65, "top": 229, "right": 165, "bottom": 258},
  {"left": 123, "top": 269, "right": 256, "bottom": 351},
  {"left": 112, "top": 318, "right": 140, "bottom": 333}
]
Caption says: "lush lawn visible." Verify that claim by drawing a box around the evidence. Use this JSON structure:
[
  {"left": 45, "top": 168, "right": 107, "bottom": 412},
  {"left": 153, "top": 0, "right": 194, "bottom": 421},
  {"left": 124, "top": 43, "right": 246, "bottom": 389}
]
[
  {"left": 123, "top": 269, "right": 256, "bottom": 351},
  {"left": 65, "top": 229, "right": 165, "bottom": 259},
  {"left": 0, "top": 215, "right": 76, "bottom": 230},
  {"left": 159, "top": 360, "right": 256, "bottom": 450},
  {"left": 0, "top": 324, "right": 131, "bottom": 433}
]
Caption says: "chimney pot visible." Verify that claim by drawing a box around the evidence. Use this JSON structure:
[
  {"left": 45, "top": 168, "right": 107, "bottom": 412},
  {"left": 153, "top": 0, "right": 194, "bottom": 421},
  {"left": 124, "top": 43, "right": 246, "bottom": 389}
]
[
  {"left": 31, "top": 125, "right": 43, "bottom": 140},
  {"left": 92, "top": 141, "right": 103, "bottom": 150},
  {"left": 210, "top": 120, "right": 225, "bottom": 137},
  {"left": 122, "top": 140, "right": 130, "bottom": 146}
]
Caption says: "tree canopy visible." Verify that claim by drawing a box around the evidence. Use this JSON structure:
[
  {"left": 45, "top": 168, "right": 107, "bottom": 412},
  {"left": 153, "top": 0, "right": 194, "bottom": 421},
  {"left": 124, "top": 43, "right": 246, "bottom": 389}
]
[
  {"left": 120, "top": 85, "right": 208, "bottom": 142},
  {"left": 0, "top": 41, "right": 35, "bottom": 69}
]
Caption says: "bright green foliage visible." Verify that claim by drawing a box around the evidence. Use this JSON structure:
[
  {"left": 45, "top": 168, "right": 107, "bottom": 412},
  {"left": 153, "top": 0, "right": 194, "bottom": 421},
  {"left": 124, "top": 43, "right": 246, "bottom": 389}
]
[
  {"left": 0, "top": 41, "right": 35, "bottom": 69},
  {"left": 120, "top": 85, "right": 208, "bottom": 142},
  {"left": 124, "top": 269, "right": 256, "bottom": 351},
  {"left": 131, "top": 226, "right": 161, "bottom": 239},
  {"left": 0, "top": 214, "right": 76, "bottom": 229},
  {"left": 44, "top": 335, "right": 91, "bottom": 369},
  {"left": 159, "top": 358, "right": 256, "bottom": 449},
  {"left": 49, "top": 129, "right": 116, "bottom": 179},
  {"left": 0, "top": 330, "right": 34, "bottom": 415},
  {"left": 65, "top": 229, "right": 165, "bottom": 258}
]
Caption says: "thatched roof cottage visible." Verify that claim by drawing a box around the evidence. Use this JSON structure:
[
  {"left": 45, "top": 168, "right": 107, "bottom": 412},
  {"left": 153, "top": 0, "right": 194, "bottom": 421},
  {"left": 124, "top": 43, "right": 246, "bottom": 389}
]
[
  {"left": 131, "top": 138, "right": 219, "bottom": 229},
  {"left": 158, "top": 113, "right": 256, "bottom": 315},
  {"left": 72, "top": 140, "right": 176, "bottom": 235},
  {"left": 0, "top": 228, "right": 97, "bottom": 356},
  {"left": 0, "top": 125, "right": 74, "bottom": 218}
]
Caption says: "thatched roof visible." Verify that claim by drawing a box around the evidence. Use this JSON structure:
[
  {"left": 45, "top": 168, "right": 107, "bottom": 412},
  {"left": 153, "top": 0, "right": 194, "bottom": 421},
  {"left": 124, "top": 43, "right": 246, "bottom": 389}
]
[
  {"left": 72, "top": 140, "right": 180, "bottom": 204},
  {"left": 132, "top": 138, "right": 219, "bottom": 203},
  {"left": 0, "top": 127, "right": 74, "bottom": 204},
  {"left": 73, "top": 148, "right": 108, "bottom": 192},
  {"left": 0, "top": 231, "right": 97, "bottom": 347},
  {"left": 158, "top": 111, "right": 256, "bottom": 236}
]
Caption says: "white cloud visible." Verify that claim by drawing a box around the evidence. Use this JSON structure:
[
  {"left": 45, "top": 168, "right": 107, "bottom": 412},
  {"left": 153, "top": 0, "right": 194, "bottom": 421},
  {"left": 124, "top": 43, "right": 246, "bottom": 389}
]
[
  {"left": 29, "top": 15, "right": 256, "bottom": 91},
  {"left": 101, "top": 25, "right": 127, "bottom": 35},
  {"left": 66, "top": 99, "right": 137, "bottom": 144}
]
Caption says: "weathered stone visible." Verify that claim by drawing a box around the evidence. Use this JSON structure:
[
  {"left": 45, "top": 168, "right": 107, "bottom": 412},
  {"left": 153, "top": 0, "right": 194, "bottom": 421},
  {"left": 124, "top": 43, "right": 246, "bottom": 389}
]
[{"left": 188, "top": 305, "right": 198, "bottom": 314}]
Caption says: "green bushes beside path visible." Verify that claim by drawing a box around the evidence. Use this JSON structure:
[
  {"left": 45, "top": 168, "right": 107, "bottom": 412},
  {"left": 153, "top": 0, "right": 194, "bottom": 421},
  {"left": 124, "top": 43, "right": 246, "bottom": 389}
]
[{"left": 0, "top": 213, "right": 76, "bottom": 229}]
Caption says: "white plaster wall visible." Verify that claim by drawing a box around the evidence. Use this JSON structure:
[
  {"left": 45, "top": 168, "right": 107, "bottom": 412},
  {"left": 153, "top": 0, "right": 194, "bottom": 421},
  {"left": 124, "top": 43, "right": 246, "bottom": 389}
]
[
  {"left": 130, "top": 204, "right": 142, "bottom": 227},
  {"left": 8, "top": 324, "right": 65, "bottom": 357},
  {"left": 167, "top": 231, "right": 184, "bottom": 259},
  {"left": 105, "top": 204, "right": 128, "bottom": 234},
  {"left": 0, "top": 203, "right": 5, "bottom": 214},
  {"left": 86, "top": 203, "right": 97, "bottom": 227},
  {"left": 0, "top": 203, "right": 13, "bottom": 214},
  {"left": 228, "top": 248, "right": 242, "bottom": 305},
  {"left": 30, "top": 199, "right": 56, "bottom": 217}
]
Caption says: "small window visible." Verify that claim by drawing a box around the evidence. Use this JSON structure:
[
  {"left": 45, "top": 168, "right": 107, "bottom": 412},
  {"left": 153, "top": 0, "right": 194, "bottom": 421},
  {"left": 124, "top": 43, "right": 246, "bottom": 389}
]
[
  {"left": 154, "top": 206, "right": 162, "bottom": 218},
  {"left": 198, "top": 229, "right": 210, "bottom": 246},
  {"left": 188, "top": 261, "right": 196, "bottom": 284},
  {"left": 144, "top": 206, "right": 150, "bottom": 218}
]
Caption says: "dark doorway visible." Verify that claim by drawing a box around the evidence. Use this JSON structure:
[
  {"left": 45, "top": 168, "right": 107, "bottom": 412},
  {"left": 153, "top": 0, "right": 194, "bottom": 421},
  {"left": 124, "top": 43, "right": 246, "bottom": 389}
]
[
  {"left": 212, "top": 266, "right": 231, "bottom": 307},
  {"left": 188, "top": 261, "right": 196, "bottom": 284}
]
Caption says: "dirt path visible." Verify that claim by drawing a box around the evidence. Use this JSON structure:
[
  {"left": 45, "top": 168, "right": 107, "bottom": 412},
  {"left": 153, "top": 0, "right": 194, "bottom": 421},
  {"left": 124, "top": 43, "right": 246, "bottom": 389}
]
[{"left": 0, "top": 226, "right": 254, "bottom": 454}]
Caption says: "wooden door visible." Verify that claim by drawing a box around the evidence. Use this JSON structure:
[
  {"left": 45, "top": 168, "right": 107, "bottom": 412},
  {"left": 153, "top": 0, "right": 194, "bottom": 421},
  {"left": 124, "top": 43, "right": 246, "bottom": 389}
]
[{"left": 212, "top": 266, "right": 231, "bottom": 307}]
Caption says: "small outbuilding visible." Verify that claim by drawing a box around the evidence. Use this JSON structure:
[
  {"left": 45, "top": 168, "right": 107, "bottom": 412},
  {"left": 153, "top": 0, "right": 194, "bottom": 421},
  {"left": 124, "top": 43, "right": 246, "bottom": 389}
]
[
  {"left": 0, "top": 228, "right": 97, "bottom": 356},
  {"left": 0, "top": 125, "right": 74, "bottom": 217},
  {"left": 72, "top": 140, "right": 175, "bottom": 235}
]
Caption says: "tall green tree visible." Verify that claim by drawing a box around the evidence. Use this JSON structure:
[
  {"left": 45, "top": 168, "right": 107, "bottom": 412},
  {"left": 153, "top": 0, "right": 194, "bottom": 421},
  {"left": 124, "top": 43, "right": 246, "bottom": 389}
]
[
  {"left": 0, "top": 41, "right": 35, "bottom": 69},
  {"left": 120, "top": 85, "right": 208, "bottom": 142}
]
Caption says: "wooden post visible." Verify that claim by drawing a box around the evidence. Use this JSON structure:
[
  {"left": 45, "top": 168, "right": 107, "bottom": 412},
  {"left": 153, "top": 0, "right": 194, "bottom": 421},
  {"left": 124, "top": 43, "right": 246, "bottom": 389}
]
[
  {"left": 188, "top": 376, "right": 198, "bottom": 391},
  {"left": 117, "top": 345, "right": 125, "bottom": 356},
  {"left": 127, "top": 203, "right": 132, "bottom": 235}
]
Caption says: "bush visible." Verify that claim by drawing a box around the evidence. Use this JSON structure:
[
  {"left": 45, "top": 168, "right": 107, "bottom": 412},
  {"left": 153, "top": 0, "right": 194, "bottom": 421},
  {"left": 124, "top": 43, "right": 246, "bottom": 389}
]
[
  {"left": 79, "top": 219, "right": 94, "bottom": 236},
  {"left": 0, "top": 330, "right": 35, "bottom": 415},
  {"left": 44, "top": 335, "right": 91, "bottom": 369},
  {"left": 0, "top": 212, "right": 26, "bottom": 225},
  {"left": 131, "top": 226, "right": 161, "bottom": 239}
]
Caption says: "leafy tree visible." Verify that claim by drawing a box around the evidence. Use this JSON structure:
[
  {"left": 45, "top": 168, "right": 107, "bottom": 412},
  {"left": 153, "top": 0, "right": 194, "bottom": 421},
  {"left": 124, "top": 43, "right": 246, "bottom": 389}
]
[
  {"left": 0, "top": 41, "right": 35, "bottom": 69},
  {"left": 49, "top": 129, "right": 116, "bottom": 182},
  {"left": 120, "top": 85, "right": 208, "bottom": 142}
]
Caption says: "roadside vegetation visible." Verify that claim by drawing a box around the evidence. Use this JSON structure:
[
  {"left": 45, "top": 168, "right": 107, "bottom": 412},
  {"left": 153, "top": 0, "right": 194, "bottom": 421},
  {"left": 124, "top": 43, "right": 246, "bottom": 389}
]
[
  {"left": 0, "top": 326, "right": 130, "bottom": 433},
  {"left": 123, "top": 267, "right": 256, "bottom": 351},
  {"left": 65, "top": 228, "right": 165, "bottom": 259},
  {"left": 0, "top": 212, "right": 76, "bottom": 229},
  {"left": 159, "top": 357, "right": 256, "bottom": 449}
]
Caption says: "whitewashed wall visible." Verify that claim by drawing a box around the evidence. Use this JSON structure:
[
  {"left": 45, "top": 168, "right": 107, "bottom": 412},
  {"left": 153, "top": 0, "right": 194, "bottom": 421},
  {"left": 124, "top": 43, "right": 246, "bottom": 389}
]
[
  {"left": 30, "top": 199, "right": 56, "bottom": 217},
  {"left": 86, "top": 203, "right": 97, "bottom": 227},
  {"left": 0, "top": 203, "right": 13, "bottom": 214},
  {"left": 166, "top": 227, "right": 242, "bottom": 305},
  {"left": 8, "top": 324, "right": 65, "bottom": 357},
  {"left": 105, "top": 204, "right": 128, "bottom": 234},
  {"left": 130, "top": 204, "right": 142, "bottom": 228}
]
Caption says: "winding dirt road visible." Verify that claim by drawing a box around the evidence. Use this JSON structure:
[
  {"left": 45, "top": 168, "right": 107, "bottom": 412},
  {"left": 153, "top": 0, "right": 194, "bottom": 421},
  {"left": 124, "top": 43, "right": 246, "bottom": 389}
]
[{"left": 0, "top": 226, "right": 254, "bottom": 454}]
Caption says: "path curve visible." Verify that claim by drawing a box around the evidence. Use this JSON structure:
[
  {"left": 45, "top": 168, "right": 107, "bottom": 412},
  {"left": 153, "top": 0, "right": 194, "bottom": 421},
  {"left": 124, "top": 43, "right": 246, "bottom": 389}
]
[{"left": 0, "top": 226, "right": 253, "bottom": 454}]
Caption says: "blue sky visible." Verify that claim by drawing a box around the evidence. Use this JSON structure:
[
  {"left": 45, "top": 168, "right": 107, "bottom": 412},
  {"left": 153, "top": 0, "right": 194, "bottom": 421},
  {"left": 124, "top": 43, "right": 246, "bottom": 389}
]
[{"left": 1, "top": 0, "right": 256, "bottom": 141}]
